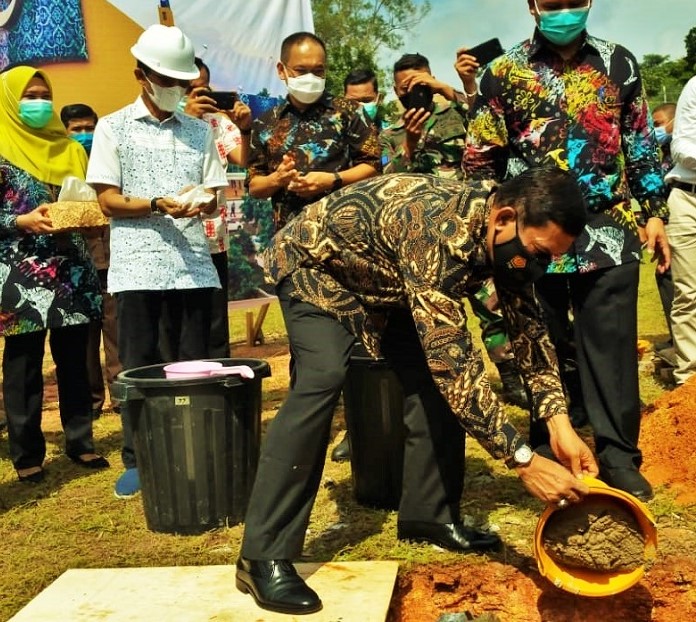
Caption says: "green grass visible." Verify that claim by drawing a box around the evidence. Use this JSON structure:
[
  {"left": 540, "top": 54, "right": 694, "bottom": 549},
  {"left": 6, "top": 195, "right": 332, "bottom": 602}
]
[{"left": 0, "top": 255, "right": 686, "bottom": 621}]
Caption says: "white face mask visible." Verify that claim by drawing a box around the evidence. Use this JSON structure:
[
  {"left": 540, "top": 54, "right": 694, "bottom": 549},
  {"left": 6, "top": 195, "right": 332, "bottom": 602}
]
[
  {"left": 285, "top": 70, "right": 325, "bottom": 105},
  {"left": 145, "top": 76, "right": 187, "bottom": 112}
]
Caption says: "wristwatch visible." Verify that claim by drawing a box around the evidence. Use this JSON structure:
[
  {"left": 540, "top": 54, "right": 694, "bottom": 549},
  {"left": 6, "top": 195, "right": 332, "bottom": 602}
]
[
  {"left": 150, "top": 197, "right": 162, "bottom": 213},
  {"left": 505, "top": 441, "right": 534, "bottom": 468},
  {"left": 331, "top": 172, "right": 343, "bottom": 192}
]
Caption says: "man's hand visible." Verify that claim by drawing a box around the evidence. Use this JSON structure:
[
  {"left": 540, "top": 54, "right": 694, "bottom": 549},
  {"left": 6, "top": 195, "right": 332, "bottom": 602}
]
[
  {"left": 547, "top": 414, "right": 599, "bottom": 478},
  {"left": 184, "top": 86, "right": 218, "bottom": 118},
  {"left": 157, "top": 197, "right": 201, "bottom": 219},
  {"left": 16, "top": 205, "right": 54, "bottom": 233},
  {"left": 287, "top": 171, "right": 334, "bottom": 199},
  {"left": 454, "top": 47, "right": 479, "bottom": 96},
  {"left": 402, "top": 71, "right": 455, "bottom": 101},
  {"left": 224, "top": 100, "right": 252, "bottom": 133},
  {"left": 516, "top": 454, "right": 591, "bottom": 505},
  {"left": 645, "top": 217, "right": 671, "bottom": 273},
  {"left": 272, "top": 154, "right": 300, "bottom": 190},
  {"left": 403, "top": 107, "right": 431, "bottom": 156}
]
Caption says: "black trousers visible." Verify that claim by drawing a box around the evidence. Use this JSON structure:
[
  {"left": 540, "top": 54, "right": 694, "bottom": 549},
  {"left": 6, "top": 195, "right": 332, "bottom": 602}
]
[
  {"left": 209, "top": 252, "right": 230, "bottom": 359},
  {"left": 3, "top": 324, "right": 93, "bottom": 470},
  {"left": 160, "top": 254, "right": 229, "bottom": 361},
  {"left": 533, "top": 263, "right": 642, "bottom": 469},
  {"left": 241, "top": 281, "right": 464, "bottom": 560},
  {"left": 117, "top": 289, "right": 212, "bottom": 468}
]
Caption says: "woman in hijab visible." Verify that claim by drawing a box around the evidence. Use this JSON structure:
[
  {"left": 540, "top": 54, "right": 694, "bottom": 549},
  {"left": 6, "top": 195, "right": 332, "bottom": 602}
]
[{"left": 0, "top": 66, "right": 108, "bottom": 482}]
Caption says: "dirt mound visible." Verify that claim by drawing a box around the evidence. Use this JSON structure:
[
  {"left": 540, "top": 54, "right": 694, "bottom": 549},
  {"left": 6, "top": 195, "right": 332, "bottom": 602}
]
[
  {"left": 640, "top": 375, "right": 696, "bottom": 505},
  {"left": 388, "top": 555, "right": 696, "bottom": 621}
]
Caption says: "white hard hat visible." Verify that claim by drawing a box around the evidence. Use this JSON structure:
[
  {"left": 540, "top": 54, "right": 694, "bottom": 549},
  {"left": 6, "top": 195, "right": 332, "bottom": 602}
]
[{"left": 130, "top": 24, "right": 199, "bottom": 80}]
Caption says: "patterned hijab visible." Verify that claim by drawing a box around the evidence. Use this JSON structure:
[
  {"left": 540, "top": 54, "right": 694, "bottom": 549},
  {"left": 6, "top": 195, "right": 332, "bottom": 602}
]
[{"left": 0, "top": 65, "right": 87, "bottom": 186}]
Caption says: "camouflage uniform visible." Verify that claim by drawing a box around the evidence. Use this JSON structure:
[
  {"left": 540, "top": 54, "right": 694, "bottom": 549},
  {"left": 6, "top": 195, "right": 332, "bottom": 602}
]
[{"left": 380, "top": 100, "right": 513, "bottom": 364}]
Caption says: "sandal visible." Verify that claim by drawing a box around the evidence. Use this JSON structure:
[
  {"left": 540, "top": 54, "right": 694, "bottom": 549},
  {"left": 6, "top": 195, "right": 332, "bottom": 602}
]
[
  {"left": 68, "top": 454, "right": 110, "bottom": 469},
  {"left": 17, "top": 467, "right": 45, "bottom": 483}
]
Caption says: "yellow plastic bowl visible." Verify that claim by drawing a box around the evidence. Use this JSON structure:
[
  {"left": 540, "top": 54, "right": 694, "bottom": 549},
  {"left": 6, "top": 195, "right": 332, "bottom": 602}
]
[{"left": 533, "top": 477, "right": 657, "bottom": 597}]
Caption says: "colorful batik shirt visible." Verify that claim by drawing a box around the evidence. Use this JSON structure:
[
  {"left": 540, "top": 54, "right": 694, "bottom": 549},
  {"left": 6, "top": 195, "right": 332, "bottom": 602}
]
[
  {"left": 0, "top": 158, "right": 101, "bottom": 336},
  {"left": 263, "top": 173, "right": 569, "bottom": 462},
  {"left": 465, "top": 31, "right": 669, "bottom": 273},
  {"left": 246, "top": 93, "right": 381, "bottom": 230},
  {"left": 381, "top": 100, "right": 469, "bottom": 180}
]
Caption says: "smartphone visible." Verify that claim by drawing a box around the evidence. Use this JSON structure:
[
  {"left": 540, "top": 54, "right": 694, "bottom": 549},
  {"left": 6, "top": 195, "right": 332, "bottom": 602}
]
[
  {"left": 466, "top": 38, "right": 505, "bottom": 66},
  {"left": 208, "top": 91, "right": 238, "bottom": 110},
  {"left": 405, "top": 83, "right": 433, "bottom": 111}
]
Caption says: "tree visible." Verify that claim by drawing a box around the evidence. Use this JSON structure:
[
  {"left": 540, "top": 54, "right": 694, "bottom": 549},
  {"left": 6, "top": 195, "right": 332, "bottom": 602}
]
[
  {"left": 640, "top": 54, "right": 691, "bottom": 108},
  {"left": 312, "top": 0, "right": 431, "bottom": 96},
  {"left": 685, "top": 26, "right": 696, "bottom": 73}
]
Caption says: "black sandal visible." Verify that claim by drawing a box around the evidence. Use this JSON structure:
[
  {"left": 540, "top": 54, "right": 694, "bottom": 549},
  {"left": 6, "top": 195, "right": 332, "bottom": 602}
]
[
  {"left": 68, "top": 454, "right": 110, "bottom": 469},
  {"left": 17, "top": 467, "right": 45, "bottom": 483}
]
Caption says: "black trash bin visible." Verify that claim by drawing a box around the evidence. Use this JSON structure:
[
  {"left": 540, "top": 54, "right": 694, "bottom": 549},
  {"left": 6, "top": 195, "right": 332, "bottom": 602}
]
[
  {"left": 113, "top": 358, "right": 270, "bottom": 534},
  {"left": 342, "top": 347, "right": 406, "bottom": 510}
]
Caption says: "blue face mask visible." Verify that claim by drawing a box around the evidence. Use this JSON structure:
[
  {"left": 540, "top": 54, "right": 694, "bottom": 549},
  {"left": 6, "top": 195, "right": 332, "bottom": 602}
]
[
  {"left": 19, "top": 99, "right": 54, "bottom": 129},
  {"left": 654, "top": 126, "right": 671, "bottom": 146},
  {"left": 361, "top": 101, "right": 379, "bottom": 120},
  {"left": 535, "top": 1, "right": 590, "bottom": 46},
  {"left": 72, "top": 132, "right": 94, "bottom": 154}
]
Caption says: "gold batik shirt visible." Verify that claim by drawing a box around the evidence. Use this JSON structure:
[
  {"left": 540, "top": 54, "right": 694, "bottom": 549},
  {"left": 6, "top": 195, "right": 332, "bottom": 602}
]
[{"left": 263, "top": 173, "right": 568, "bottom": 461}]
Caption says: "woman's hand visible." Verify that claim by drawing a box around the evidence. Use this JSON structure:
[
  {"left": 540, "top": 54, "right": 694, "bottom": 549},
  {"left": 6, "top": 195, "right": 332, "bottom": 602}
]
[{"left": 16, "top": 205, "right": 55, "bottom": 233}]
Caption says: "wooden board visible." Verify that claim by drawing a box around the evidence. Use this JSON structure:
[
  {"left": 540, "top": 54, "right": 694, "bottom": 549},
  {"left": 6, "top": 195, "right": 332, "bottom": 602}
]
[{"left": 9, "top": 561, "right": 399, "bottom": 622}]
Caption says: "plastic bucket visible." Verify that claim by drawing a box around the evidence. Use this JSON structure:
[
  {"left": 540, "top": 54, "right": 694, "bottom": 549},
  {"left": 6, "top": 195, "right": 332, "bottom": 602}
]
[
  {"left": 113, "top": 358, "right": 271, "bottom": 534},
  {"left": 342, "top": 349, "right": 406, "bottom": 510},
  {"left": 533, "top": 477, "right": 658, "bottom": 597}
]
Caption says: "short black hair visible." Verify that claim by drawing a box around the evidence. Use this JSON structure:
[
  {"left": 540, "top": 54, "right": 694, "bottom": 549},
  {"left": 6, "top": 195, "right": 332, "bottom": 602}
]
[
  {"left": 280, "top": 31, "right": 326, "bottom": 64},
  {"left": 60, "top": 103, "right": 98, "bottom": 128},
  {"left": 393, "top": 53, "right": 430, "bottom": 75},
  {"left": 194, "top": 57, "right": 210, "bottom": 81},
  {"left": 343, "top": 68, "right": 378, "bottom": 93},
  {"left": 494, "top": 167, "right": 587, "bottom": 237}
]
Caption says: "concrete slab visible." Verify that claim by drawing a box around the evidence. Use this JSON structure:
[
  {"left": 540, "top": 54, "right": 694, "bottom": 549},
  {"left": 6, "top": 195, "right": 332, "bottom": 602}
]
[{"left": 9, "top": 561, "right": 399, "bottom": 622}]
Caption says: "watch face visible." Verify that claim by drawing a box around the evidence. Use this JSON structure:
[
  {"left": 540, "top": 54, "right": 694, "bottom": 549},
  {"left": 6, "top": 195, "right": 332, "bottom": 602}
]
[{"left": 514, "top": 445, "right": 533, "bottom": 466}]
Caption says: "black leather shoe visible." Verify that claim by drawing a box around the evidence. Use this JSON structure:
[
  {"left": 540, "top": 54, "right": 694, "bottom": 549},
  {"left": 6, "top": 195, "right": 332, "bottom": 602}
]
[
  {"left": 397, "top": 520, "right": 501, "bottom": 552},
  {"left": 235, "top": 557, "right": 322, "bottom": 615},
  {"left": 330, "top": 433, "right": 351, "bottom": 462},
  {"left": 600, "top": 466, "right": 654, "bottom": 502}
]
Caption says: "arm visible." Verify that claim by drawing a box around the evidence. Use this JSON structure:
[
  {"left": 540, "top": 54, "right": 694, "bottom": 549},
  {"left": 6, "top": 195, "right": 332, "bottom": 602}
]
[
  {"left": 454, "top": 47, "right": 479, "bottom": 107},
  {"left": 671, "top": 77, "right": 696, "bottom": 169},
  {"left": 225, "top": 100, "right": 252, "bottom": 168},
  {"left": 620, "top": 54, "right": 670, "bottom": 272},
  {"left": 462, "top": 67, "right": 510, "bottom": 181},
  {"left": 93, "top": 185, "right": 201, "bottom": 219}
]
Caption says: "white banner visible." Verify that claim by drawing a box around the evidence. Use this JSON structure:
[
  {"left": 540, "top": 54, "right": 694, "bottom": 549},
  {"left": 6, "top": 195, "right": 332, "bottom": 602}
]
[{"left": 106, "top": 0, "right": 314, "bottom": 96}]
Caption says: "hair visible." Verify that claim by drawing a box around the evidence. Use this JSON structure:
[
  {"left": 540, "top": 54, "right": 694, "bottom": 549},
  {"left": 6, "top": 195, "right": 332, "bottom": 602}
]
[
  {"left": 494, "top": 167, "right": 587, "bottom": 236},
  {"left": 194, "top": 57, "right": 210, "bottom": 81},
  {"left": 280, "top": 32, "right": 326, "bottom": 64},
  {"left": 653, "top": 102, "right": 676, "bottom": 120},
  {"left": 343, "top": 68, "right": 378, "bottom": 93},
  {"left": 393, "top": 53, "right": 430, "bottom": 75},
  {"left": 60, "top": 103, "right": 98, "bottom": 127}
]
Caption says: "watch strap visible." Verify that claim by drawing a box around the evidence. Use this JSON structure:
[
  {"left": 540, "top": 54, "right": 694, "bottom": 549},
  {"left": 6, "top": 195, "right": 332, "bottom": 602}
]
[{"left": 150, "top": 197, "right": 162, "bottom": 213}]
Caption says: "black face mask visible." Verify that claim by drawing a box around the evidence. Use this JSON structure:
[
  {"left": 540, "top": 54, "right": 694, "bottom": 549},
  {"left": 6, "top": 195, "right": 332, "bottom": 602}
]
[
  {"left": 398, "top": 83, "right": 434, "bottom": 112},
  {"left": 492, "top": 221, "right": 551, "bottom": 292}
]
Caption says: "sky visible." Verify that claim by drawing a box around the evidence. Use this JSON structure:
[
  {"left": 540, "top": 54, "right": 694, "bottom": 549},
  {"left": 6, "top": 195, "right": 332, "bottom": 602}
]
[{"left": 385, "top": 0, "right": 694, "bottom": 92}]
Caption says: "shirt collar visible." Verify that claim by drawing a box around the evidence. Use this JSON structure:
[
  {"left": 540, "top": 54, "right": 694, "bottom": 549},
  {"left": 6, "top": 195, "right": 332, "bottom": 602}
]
[
  {"left": 279, "top": 91, "right": 334, "bottom": 116},
  {"left": 528, "top": 27, "right": 597, "bottom": 60},
  {"left": 132, "top": 95, "right": 181, "bottom": 124}
]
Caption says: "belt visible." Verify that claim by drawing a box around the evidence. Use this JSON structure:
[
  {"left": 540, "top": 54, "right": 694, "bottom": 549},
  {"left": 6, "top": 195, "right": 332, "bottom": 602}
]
[{"left": 671, "top": 180, "right": 696, "bottom": 194}]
